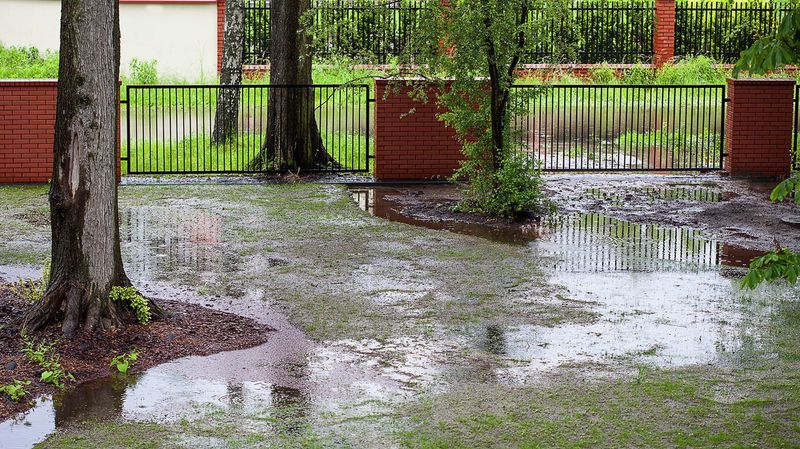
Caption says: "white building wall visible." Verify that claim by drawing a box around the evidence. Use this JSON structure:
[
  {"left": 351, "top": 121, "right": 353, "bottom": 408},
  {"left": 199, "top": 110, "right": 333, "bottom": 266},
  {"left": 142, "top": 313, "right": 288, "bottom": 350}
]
[{"left": 0, "top": 0, "right": 218, "bottom": 80}]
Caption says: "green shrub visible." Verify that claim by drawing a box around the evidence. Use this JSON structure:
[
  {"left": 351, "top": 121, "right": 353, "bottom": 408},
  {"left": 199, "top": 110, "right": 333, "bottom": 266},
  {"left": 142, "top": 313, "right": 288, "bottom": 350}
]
[
  {"left": 0, "top": 43, "right": 59, "bottom": 78},
  {"left": 109, "top": 286, "right": 152, "bottom": 325},
  {"left": 0, "top": 380, "right": 31, "bottom": 402},
  {"left": 455, "top": 152, "right": 551, "bottom": 219},
  {"left": 129, "top": 58, "right": 158, "bottom": 85},
  {"left": 622, "top": 64, "right": 655, "bottom": 85}
]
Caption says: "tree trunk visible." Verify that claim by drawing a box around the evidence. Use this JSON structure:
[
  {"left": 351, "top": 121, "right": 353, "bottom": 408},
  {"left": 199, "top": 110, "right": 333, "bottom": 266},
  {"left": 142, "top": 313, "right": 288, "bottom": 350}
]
[
  {"left": 212, "top": 0, "right": 245, "bottom": 144},
  {"left": 248, "top": 0, "right": 338, "bottom": 171},
  {"left": 22, "top": 0, "right": 159, "bottom": 337}
]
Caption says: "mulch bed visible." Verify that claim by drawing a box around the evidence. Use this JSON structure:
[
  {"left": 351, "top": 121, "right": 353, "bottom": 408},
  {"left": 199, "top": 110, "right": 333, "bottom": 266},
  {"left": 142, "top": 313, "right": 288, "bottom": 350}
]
[{"left": 0, "top": 285, "right": 273, "bottom": 421}]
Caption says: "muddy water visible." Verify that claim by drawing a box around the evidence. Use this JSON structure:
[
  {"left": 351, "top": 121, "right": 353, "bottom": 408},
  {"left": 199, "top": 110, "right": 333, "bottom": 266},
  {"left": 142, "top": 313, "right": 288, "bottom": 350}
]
[{"left": 0, "top": 184, "right": 792, "bottom": 448}]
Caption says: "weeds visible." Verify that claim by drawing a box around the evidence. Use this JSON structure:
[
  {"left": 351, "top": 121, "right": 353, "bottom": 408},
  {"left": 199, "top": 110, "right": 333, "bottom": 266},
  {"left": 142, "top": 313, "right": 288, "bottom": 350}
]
[
  {"left": 110, "top": 350, "right": 139, "bottom": 374},
  {"left": 20, "top": 334, "right": 73, "bottom": 389},
  {"left": 9, "top": 258, "right": 50, "bottom": 303},
  {"left": 0, "top": 380, "right": 31, "bottom": 402}
]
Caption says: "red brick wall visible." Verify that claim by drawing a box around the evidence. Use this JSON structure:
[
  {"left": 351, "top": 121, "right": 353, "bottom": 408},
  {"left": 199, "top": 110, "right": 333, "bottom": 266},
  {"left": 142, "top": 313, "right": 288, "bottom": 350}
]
[
  {"left": 374, "top": 79, "right": 463, "bottom": 181},
  {"left": 654, "top": 0, "right": 676, "bottom": 68},
  {"left": 725, "top": 78, "right": 794, "bottom": 178},
  {"left": 0, "top": 80, "right": 122, "bottom": 184},
  {"left": 217, "top": 0, "right": 225, "bottom": 75},
  {"left": 0, "top": 80, "right": 58, "bottom": 183}
]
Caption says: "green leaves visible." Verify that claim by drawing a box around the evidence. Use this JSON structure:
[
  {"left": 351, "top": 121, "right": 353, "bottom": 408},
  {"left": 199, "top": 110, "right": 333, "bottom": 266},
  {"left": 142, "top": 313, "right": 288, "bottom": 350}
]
[
  {"left": 770, "top": 174, "right": 799, "bottom": 203},
  {"left": 733, "top": 8, "right": 800, "bottom": 77},
  {"left": 741, "top": 248, "right": 800, "bottom": 290},
  {"left": 19, "top": 334, "right": 73, "bottom": 389},
  {"left": 110, "top": 350, "right": 139, "bottom": 375},
  {"left": 0, "top": 380, "right": 31, "bottom": 402},
  {"left": 109, "top": 286, "right": 152, "bottom": 325}
]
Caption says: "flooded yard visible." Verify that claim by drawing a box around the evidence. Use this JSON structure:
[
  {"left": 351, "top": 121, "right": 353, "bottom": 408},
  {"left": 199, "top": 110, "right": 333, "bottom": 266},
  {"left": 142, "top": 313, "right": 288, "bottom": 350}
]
[{"left": 0, "top": 176, "right": 798, "bottom": 448}]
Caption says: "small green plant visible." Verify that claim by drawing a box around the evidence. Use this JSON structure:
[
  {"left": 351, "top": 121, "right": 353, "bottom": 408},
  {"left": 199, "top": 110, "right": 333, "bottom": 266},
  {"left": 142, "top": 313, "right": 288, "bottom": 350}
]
[
  {"left": 589, "top": 63, "right": 617, "bottom": 84},
  {"left": 40, "top": 355, "right": 74, "bottom": 389},
  {"left": 741, "top": 173, "right": 800, "bottom": 290},
  {"left": 20, "top": 333, "right": 58, "bottom": 365},
  {"left": 110, "top": 350, "right": 139, "bottom": 374},
  {"left": 9, "top": 258, "right": 50, "bottom": 303},
  {"left": 129, "top": 58, "right": 158, "bottom": 85},
  {"left": 0, "top": 380, "right": 31, "bottom": 402},
  {"left": 109, "top": 286, "right": 152, "bottom": 325},
  {"left": 20, "top": 334, "right": 73, "bottom": 389}
]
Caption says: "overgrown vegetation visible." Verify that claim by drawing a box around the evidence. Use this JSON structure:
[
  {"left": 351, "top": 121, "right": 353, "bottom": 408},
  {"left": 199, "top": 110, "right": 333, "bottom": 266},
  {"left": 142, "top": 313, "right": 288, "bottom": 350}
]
[{"left": 109, "top": 286, "right": 152, "bottom": 325}]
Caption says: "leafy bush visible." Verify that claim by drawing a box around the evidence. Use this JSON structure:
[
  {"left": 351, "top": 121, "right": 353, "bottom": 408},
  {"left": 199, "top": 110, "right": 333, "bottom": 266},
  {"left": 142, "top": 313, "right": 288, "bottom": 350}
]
[
  {"left": 455, "top": 152, "right": 551, "bottom": 219},
  {"left": 110, "top": 350, "right": 139, "bottom": 374},
  {"left": 0, "top": 43, "right": 59, "bottom": 78},
  {"left": 109, "top": 286, "right": 152, "bottom": 325},
  {"left": 0, "top": 380, "right": 31, "bottom": 402},
  {"left": 128, "top": 58, "right": 158, "bottom": 85},
  {"left": 9, "top": 258, "right": 50, "bottom": 303}
]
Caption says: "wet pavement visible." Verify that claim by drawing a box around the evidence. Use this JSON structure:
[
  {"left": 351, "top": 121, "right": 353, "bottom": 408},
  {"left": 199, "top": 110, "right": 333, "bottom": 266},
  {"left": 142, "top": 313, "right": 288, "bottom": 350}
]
[{"left": 0, "top": 179, "right": 798, "bottom": 448}]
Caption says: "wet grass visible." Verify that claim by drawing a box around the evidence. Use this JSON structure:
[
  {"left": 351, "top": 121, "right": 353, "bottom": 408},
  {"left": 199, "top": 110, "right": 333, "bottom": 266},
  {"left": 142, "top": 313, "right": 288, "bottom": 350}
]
[
  {"left": 0, "top": 185, "right": 50, "bottom": 266},
  {"left": 122, "top": 132, "right": 372, "bottom": 175},
  {"left": 2, "top": 182, "right": 798, "bottom": 448}
]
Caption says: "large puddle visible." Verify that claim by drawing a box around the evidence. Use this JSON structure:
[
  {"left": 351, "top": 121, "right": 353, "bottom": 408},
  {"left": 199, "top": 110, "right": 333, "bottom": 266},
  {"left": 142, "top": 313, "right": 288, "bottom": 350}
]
[{"left": 1, "top": 184, "right": 794, "bottom": 448}]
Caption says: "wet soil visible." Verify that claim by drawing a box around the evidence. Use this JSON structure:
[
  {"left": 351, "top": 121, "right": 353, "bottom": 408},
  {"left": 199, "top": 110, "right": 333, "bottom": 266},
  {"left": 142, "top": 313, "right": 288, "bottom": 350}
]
[
  {"left": 352, "top": 174, "right": 800, "bottom": 252},
  {"left": 0, "top": 285, "right": 273, "bottom": 422}
]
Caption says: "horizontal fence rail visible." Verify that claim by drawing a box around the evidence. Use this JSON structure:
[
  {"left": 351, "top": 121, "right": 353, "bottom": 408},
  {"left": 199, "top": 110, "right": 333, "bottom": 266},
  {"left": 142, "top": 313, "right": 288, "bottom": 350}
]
[
  {"left": 675, "top": 0, "right": 795, "bottom": 62},
  {"left": 124, "top": 84, "right": 371, "bottom": 175},
  {"left": 511, "top": 84, "right": 726, "bottom": 171}
]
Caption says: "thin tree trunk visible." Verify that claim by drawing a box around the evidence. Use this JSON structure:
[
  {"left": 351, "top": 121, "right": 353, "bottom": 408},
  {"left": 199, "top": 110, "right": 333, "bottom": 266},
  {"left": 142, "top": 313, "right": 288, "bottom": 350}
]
[
  {"left": 212, "top": 0, "right": 245, "bottom": 144},
  {"left": 22, "top": 0, "right": 160, "bottom": 337},
  {"left": 248, "top": 0, "right": 338, "bottom": 171}
]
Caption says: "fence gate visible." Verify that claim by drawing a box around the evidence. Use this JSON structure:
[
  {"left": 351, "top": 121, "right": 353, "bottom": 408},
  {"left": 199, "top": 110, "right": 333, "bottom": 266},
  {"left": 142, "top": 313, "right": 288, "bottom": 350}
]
[
  {"left": 123, "top": 84, "right": 372, "bottom": 175},
  {"left": 511, "top": 84, "right": 727, "bottom": 172}
]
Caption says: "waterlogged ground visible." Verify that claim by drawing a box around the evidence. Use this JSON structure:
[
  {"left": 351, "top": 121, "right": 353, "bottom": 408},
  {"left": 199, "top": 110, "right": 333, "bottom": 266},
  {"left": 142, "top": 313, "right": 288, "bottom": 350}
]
[{"left": 0, "top": 177, "right": 798, "bottom": 448}]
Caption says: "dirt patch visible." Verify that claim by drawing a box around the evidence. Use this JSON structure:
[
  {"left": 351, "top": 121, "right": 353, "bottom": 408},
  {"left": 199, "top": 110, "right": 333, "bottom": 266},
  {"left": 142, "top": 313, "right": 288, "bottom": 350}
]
[
  {"left": 0, "top": 285, "right": 273, "bottom": 421},
  {"left": 354, "top": 175, "right": 800, "bottom": 252}
]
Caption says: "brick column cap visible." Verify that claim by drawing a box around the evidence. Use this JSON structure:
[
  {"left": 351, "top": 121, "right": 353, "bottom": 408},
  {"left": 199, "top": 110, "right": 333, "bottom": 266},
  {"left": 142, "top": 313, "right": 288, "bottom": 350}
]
[
  {"left": 727, "top": 78, "right": 796, "bottom": 86},
  {"left": 0, "top": 79, "right": 59, "bottom": 87}
]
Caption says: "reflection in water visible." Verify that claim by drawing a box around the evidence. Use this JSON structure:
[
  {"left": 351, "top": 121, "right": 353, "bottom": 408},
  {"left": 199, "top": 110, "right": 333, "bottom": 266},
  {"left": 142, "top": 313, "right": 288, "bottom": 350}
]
[
  {"left": 584, "top": 186, "right": 726, "bottom": 203},
  {"left": 121, "top": 206, "right": 240, "bottom": 282},
  {"left": 351, "top": 187, "right": 763, "bottom": 272}
]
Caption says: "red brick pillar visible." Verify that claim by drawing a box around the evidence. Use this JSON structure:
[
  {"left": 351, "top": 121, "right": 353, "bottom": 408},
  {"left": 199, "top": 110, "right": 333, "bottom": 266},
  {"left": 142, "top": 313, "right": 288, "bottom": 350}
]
[
  {"left": 373, "top": 79, "right": 463, "bottom": 181},
  {"left": 217, "top": 0, "right": 225, "bottom": 75},
  {"left": 725, "top": 78, "right": 795, "bottom": 178},
  {"left": 653, "top": 0, "right": 675, "bottom": 68}
]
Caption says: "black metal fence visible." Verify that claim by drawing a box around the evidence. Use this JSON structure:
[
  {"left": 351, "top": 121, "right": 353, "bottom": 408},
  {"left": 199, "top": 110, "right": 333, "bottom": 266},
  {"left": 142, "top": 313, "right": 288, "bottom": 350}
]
[
  {"left": 675, "top": 0, "right": 795, "bottom": 62},
  {"left": 510, "top": 84, "right": 727, "bottom": 171},
  {"left": 244, "top": 0, "right": 427, "bottom": 64},
  {"left": 123, "top": 84, "right": 371, "bottom": 175},
  {"left": 244, "top": 0, "right": 652, "bottom": 65},
  {"left": 528, "top": 0, "right": 654, "bottom": 63}
]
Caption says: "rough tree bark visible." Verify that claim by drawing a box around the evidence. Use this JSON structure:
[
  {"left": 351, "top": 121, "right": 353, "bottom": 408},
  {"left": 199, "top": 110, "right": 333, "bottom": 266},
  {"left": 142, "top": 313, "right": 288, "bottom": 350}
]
[
  {"left": 212, "top": 0, "right": 245, "bottom": 143},
  {"left": 248, "top": 0, "right": 338, "bottom": 171},
  {"left": 22, "top": 0, "right": 160, "bottom": 336}
]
